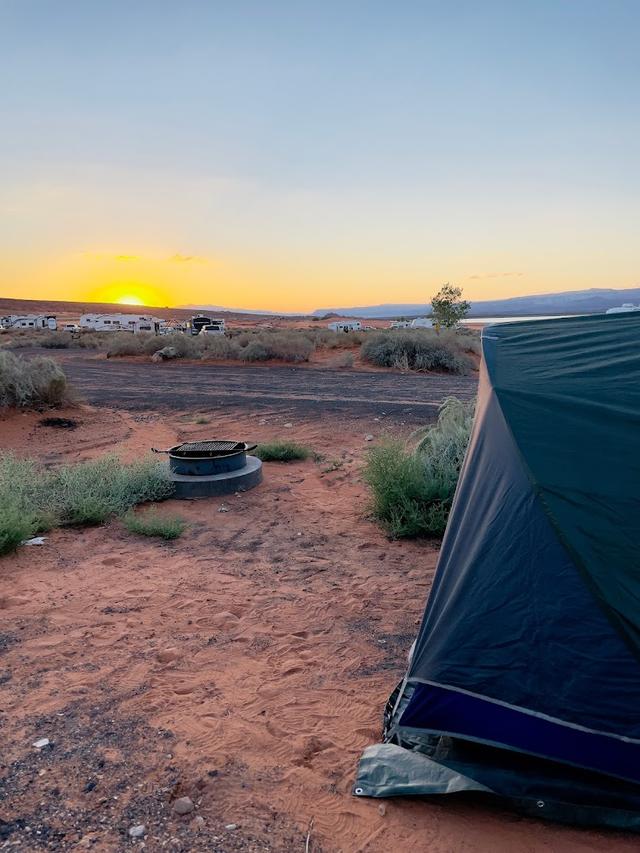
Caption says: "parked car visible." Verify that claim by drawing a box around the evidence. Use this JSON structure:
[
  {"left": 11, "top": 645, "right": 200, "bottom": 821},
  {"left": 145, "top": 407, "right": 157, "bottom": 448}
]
[{"left": 199, "top": 323, "right": 225, "bottom": 336}]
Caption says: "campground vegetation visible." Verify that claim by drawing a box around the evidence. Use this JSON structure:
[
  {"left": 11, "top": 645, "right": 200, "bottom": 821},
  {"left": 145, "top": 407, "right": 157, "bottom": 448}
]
[
  {"left": 0, "top": 454, "right": 174, "bottom": 555},
  {"left": 0, "top": 350, "right": 69, "bottom": 408},
  {"left": 123, "top": 507, "right": 187, "bottom": 540},
  {"left": 1, "top": 319, "right": 479, "bottom": 377},
  {"left": 255, "top": 441, "right": 313, "bottom": 462},
  {"left": 361, "top": 329, "right": 479, "bottom": 374},
  {"left": 364, "top": 397, "right": 474, "bottom": 539}
]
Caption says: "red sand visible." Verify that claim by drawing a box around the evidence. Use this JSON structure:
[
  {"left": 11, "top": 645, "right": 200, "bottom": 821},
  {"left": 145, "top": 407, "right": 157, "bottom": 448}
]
[{"left": 1, "top": 405, "right": 636, "bottom": 851}]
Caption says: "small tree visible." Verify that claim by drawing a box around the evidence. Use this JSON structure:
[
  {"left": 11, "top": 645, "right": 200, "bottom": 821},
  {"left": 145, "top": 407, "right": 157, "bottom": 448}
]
[{"left": 430, "top": 283, "right": 470, "bottom": 329}]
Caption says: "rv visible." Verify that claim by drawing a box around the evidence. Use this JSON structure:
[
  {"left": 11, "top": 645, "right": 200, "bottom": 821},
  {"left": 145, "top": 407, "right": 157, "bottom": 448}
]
[
  {"left": 79, "top": 313, "right": 164, "bottom": 333},
  {"left": 410, "top": 317, "right": 434, "bottom": 329},
  {"left": 390, "top": 320, "right": 412, "bottom": 329},
  {"left": 327, "top": 320, "right": 362, "bottom": 333},
  {"left": 190, "top": 315, "right": 225, "bottom": 335},
  {"left": 0, "top": 314, "right": 57, "bottom": 331}
]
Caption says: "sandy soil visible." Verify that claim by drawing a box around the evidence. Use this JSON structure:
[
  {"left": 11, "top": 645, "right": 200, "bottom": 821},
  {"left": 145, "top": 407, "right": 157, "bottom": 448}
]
[{"left": 1, "top": 404, "right": 637, "bottom": 852}]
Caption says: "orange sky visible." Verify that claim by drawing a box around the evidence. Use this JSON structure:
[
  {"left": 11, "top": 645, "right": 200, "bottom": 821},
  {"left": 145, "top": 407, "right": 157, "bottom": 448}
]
[{"left": 2, "top": 3, "right": 638, "bottom": 312}]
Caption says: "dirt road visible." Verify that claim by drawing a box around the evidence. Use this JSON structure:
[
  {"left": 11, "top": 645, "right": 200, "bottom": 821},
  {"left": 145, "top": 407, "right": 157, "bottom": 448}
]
[{"left": 55, "top": 353, "right": 477, "bottom": 424}]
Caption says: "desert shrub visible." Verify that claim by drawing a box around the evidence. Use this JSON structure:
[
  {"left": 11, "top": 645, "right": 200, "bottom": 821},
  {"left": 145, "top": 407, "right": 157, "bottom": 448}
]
[
  {"left": 360, "top": 330, "right": 474, "bottom": 374},
  {"left": 156, "top": 333, "right": 201, "bottom": 359},
  {"left": 0, "top": 351, "right": 68, "bottom": 408},
  {"left": 123, "top": 508, "right": 187, "bottom": 540},
  {"left": 200, "top": 336, "right": 242, "bottom": 360},
  {"left": 48, "top": 455, "right": 174, "bottom": 525},
  {"left": 0, "top": 452, "right": 175, "bottom": 554},
  {"left": 328, "top": 351, "right": 354, "bottom": 368},
  {"left": 0, "top": 456, "right": 56, "bottom": 554},
  {"left": 76, "top": 332, "right": 102, "bottom": 349},
  {"left": 40, "top": 332, "right": 75, "bottom": 349},
  {"left": 105, "top": 333, "right": 148, "bottom": 357},
  {"left": 255, "top": 441, "right": 312, "bottom": 461},
  {"left": 364, "top": 397, "right": 474, "bottom": 538},
  {"left": 240, "top": 340, "right": 269, "bottom": 362},
  {"left": 264, "top": 332, "right": 314, "bottom": 362}
]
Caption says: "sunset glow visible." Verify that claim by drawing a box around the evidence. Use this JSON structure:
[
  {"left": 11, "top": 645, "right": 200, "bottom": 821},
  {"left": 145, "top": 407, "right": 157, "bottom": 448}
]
[{"left": 1, "top": 4, "right": 639, "bottom": 312}]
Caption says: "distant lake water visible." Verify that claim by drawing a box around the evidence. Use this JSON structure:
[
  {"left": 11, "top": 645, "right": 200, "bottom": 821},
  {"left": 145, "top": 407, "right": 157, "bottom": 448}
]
[{"left": 461, "top": 315, "right": 572, "bottom": 326}]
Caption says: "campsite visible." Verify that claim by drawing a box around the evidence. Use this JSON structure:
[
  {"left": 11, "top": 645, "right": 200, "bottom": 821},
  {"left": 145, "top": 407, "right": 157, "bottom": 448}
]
[
  {"left": 3, "top": 2, "right": 640, "bottom": 850},
  {"left": 2, "top": 312, "right": 640, "bottom": 851}
]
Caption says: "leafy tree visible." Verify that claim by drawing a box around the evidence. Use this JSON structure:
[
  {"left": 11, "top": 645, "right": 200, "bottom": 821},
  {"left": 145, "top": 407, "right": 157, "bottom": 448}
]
[{"left": 430, "top": 283, "right": 470, "bottom": 329}]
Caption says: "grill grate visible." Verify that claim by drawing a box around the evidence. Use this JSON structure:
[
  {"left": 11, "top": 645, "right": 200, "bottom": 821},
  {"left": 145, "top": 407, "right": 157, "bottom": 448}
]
[
  {"left": 170, "top": 440, "right": 245, "bottom": 458},
  {"left": 177, "top": 441, "right": 242, "bottom": 453}
]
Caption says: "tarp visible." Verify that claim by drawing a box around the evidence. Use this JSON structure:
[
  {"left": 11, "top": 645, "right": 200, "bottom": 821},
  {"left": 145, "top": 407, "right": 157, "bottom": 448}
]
[{"left": 354, "top": 313, "right": 640, "bottom": 828}]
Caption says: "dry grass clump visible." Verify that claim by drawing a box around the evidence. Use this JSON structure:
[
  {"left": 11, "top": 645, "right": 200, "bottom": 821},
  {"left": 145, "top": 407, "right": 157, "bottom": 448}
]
[
  {"left": 0, "top": 453, "right": 175, "bottom": 555},
  {"left": 0, "top": 351, "right": 68, "bottom": 408},
  {"left": 123, "top": 508, "right": 187, "bottom": 540},
  {"left": 255, "top": 441, "right": 312, "bottom": 461},
  {"left": 360, "top": 329, "right": 476, "bottom": 374},
  {"left": 364, "top": 397, "right": 475, "bottom": 538},
  {"left": 328, "top": 351, "right": 354, "bottom": 368}
]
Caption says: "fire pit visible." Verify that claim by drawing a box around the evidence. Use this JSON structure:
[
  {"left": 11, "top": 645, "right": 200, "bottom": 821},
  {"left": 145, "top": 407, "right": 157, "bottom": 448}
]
[{"left": 153, "top": 440, "right": 262, "bottom": 498}]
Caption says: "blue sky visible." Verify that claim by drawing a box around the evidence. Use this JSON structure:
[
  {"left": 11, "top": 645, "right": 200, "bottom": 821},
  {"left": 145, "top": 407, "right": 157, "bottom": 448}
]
[{"left": 1, "top": 1, "right": 639, "bottom": 310}]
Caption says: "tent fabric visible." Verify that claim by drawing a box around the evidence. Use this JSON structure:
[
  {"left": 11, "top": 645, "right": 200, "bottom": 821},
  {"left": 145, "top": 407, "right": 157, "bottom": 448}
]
[{"left": 354, "top": 313, "right": 640, "bottom": 826}]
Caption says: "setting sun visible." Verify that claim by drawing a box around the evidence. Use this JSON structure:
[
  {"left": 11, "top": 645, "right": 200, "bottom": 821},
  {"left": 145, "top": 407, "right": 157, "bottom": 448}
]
[{"left": 116, "top": 294, "right": 144, "bottom": 306}]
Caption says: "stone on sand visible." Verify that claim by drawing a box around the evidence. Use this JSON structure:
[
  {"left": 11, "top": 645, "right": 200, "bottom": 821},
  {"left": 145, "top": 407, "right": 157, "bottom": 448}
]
[{"left": 173, "top": 796, "right": 194, "bottom": 815}]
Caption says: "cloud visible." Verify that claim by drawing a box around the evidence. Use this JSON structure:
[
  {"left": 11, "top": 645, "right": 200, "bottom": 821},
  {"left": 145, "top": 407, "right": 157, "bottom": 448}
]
[{"left": 468, "top": 271, "right": 524, "bottom": 280}]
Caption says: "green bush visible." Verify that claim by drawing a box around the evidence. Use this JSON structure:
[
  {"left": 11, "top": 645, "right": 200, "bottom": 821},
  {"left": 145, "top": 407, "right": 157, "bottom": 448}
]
[
  {"left": 0, "top": 351, "right": 68, "bottom": 408},
  {"left": 360, "top": 330, "right": 474, "bottom": 374},
  {"left": 0, "top": 453, "right": 174, "bottom": 555},
  {"left": 256, "top": 441, "right": 312, "bottom": 461},
  {"left": 123, "top": 508, "right": 187, "bottom": 540},
  {"left": 364, "top": 397, "right": 474, "bottom": 538}
]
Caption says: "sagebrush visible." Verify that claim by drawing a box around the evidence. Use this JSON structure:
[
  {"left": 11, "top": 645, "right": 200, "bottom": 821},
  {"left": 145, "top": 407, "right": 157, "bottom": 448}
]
[
  {"left": 364, "top": 397, "right": 475, "bottom": 538},
  {"left": 0, "top": 351, "right": 68, "bottom": 408},
  {"left": 361, "top": 329, "right": 477, "bottom": 374}
]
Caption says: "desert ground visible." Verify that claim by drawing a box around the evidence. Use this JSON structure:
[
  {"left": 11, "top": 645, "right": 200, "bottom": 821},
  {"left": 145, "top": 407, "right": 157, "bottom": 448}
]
[{"left": 1, "top": 357, "right": 638, "bottom": 852}]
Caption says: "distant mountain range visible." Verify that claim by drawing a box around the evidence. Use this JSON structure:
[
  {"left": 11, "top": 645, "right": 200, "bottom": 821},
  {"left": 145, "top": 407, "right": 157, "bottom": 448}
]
[{"left": 312, "top": 287, "right": 640, "bottom": 319}]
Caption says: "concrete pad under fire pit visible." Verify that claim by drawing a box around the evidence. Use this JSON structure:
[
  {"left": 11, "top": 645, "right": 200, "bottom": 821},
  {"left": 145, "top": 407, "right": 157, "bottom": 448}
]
[{"left": 169, "top": 454, "right": 262, "bottom": 498}]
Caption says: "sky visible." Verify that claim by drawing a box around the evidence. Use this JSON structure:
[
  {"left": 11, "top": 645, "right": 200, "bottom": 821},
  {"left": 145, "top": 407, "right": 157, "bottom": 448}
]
[{"left": 1, "top": 0, "right": 639, "bottom": 312}]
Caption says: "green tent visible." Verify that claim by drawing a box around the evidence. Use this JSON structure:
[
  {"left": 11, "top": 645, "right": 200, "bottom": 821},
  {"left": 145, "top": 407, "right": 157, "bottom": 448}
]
[{"left": 354, "top": 312, "right": 640, "bottom": 830}]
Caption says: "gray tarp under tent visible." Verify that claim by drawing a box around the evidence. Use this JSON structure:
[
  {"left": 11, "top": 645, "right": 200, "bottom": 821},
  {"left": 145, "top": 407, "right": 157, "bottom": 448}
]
[{"left": 354, "top": 312, "right": 640, "bottom": 830}]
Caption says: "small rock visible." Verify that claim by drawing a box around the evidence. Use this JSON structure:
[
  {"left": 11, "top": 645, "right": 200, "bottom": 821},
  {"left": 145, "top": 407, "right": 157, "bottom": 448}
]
[
  {"left": 33, "top": 738, "right": 50, "bottom": 750},
  {"left": 173, "top": 796, "right": 194, "bottom": 815},
  {"left": 225, "top": 823, "right": 238, "bottom": 830},
  {"left": 128, "top": 824, "right": 146, "bottom": 838},
  {"left": 378, "top": 803, "right": 386, "bottom": 816},
  {"left": 284, "top": 422, "right": 293, "bottom": 428},
  {"left": 218, "top": 505, "right": 230, "bottom": 513},
  {"left": 157, "top": 648, "right": 179, "bottom": 664},
  {"left": 192, "top": 816, "right": 205, "bottom": 832},
  {"left": 364, "top": 434, "right": 374, "bottom": 441}
]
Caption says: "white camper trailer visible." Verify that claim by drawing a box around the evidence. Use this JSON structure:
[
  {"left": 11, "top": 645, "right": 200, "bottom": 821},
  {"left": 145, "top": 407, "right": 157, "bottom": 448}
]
[
  {"left": 327, "top": 320, "right": 362, "bottom": 333},
  {"left": 79, "top": 313, "right": 163, "bottom": 333},
  {"left": 410, "top": 317, "right": 434, "bottom": 329},
  {"left": 0, "top": 314, "right": 57, "bottom": 331},
  {"left": 390, "top": 320, "right": 412, "bottom": 329}
]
